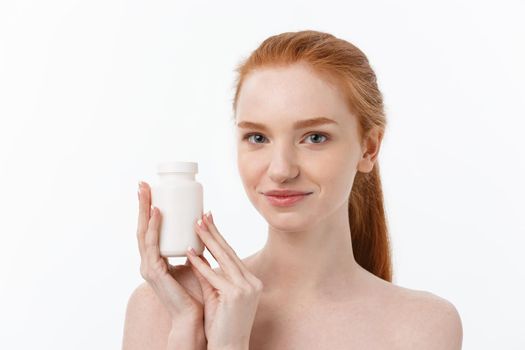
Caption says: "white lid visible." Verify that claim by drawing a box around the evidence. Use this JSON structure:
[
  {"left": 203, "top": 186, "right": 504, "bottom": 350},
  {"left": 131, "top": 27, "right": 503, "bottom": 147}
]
[{"left": 157, "top": 161, "right": 198, "bottom": 174}]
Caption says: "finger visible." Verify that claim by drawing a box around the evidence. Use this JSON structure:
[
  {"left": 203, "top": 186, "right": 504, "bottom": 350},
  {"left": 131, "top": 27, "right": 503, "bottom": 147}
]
[
  {"left": 202, "top": 212, "right": 254, "bottom": 282},
  {"left": 186, "top": 247, "right": 230, "bottom": 291},
  {"left": 137, "top": 181, "right": 151, "bottom": 258},
  {"left": 189, "top": 255, "right": 215, "bottom": 298},
  {"left": 202, "top": 212, "right": 243, "bottom": 265},
  {"left": 194, "top": 219, "right": 246, "bottom": 285},
  {"left": 145, "top": 206, "right": 162, "bottom": 258}
]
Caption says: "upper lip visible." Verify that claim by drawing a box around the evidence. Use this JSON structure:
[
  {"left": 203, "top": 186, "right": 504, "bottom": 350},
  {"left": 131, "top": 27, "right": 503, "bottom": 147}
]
[{"left": 263, "top": 189, "right": 313, "bottom": 196}]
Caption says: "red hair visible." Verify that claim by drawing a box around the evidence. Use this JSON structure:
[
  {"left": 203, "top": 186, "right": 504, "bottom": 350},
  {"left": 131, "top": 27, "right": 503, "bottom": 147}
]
[{"left": 231, "top": 30, "right": 393, "bottom": 282}]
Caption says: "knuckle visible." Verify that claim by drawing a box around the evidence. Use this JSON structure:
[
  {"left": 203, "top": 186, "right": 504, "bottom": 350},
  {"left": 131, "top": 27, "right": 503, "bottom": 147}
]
[
  {"left": 140, "top": 262, "right": 163, "bottom": 282},
  {"left": 253, "top": 279, "right": 264, "bottom": 292},
  {"left": 139, "top": 261, "right": 151, "bottom": 276},
  {"left": 245, "top": 275, "right": 263, "bottom": 292},
  {"left": 139, "top": 266, "right": 150, "bottom": 281},
  {"left": 239, "top": 282, "right": 252, "bottom": 291},
  {"left": 228, "top": 286, "right": 244, "bottom": 299},
  {"left": 236, "top": 281, "right": 262, "bottom": 296}
]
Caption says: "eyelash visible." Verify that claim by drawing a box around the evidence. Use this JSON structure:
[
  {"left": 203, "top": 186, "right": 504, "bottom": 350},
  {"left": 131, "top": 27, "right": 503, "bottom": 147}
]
[{"left": 242, "top": 132, "right": 330, "bottom": 145}]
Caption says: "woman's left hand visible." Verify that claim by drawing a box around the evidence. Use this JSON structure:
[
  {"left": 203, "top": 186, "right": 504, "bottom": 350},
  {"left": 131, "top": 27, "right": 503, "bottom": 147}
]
[{"left": 185, "top": 211, "right": 263, "bottom": 350}]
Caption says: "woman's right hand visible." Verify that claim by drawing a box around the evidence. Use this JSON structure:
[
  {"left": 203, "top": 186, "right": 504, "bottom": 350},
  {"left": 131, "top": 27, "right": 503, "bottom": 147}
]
[{"left": 136, "top": 180, "right": 204, "bottom": 333}]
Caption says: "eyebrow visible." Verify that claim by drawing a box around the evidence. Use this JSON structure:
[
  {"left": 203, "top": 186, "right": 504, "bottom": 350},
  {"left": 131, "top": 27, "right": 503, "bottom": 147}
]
[{"left": 236, "top": 116, "right": 338, "bottom": 131}]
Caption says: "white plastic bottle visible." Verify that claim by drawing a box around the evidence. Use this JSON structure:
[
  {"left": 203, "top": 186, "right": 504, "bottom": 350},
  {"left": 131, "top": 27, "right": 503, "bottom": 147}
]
[{"left": 150, "top": 161, "right": 204, "bottom": 257}]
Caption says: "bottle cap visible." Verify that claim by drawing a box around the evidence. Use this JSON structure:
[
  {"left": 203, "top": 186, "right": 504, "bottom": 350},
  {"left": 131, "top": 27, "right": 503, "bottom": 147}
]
[{"left": 157, "top": 161, "right": 198, "bottom": 174}]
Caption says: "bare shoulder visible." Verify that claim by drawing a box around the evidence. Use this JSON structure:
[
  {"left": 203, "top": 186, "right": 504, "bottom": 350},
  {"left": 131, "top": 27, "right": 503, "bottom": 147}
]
[
  {"left": 122, "top": 266, "right": 204, "bottom": 349},
  {"left": 122, "top": 282, "right": 173, "bottom": 349},
  {"left": 386, "top": 285, "right": 463, "bottom": 350}
]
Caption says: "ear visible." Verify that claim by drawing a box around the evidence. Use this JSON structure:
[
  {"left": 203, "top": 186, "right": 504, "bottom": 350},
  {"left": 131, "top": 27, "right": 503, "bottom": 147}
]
[{"left": 357, "top": 127, "right": 384, "bottom": 173}]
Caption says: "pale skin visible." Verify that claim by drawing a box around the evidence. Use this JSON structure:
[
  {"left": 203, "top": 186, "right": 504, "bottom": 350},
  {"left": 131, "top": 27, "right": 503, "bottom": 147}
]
[
  {"left": 127, "top": 184, "right": 262, "bottom": 350},
  {"left": 122, "top": 62, "right": 463, "bottom": 349}
]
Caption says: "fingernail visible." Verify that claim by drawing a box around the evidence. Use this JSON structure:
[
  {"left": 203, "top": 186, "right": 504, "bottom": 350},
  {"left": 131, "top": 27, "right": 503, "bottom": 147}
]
[
  {"left": 197, "top": 218, "right": 204, "bottom": 228},
  {"left": 187, "top": 246, "right": 196, "bottom": 255}
]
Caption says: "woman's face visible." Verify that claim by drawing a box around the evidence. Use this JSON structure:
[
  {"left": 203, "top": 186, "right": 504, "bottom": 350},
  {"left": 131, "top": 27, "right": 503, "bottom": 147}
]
[{"left": 235, "top": 62, "right": 380, "bottom": 230}]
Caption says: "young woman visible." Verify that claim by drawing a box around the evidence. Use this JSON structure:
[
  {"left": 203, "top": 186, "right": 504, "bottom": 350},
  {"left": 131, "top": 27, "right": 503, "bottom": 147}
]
[{"left": 123, "top": 30, "right": 463, "bottom": 350}]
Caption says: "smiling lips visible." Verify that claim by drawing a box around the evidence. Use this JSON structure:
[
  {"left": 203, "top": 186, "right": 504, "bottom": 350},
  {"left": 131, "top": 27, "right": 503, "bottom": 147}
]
[{"left": 262, "top": 189, "right": 313, "bottom": 207}]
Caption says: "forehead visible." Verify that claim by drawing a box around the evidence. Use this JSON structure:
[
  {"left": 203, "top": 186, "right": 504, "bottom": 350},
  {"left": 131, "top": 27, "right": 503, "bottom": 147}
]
[{"left": 235, "top": 63, "right": 351, "bottom": 127}]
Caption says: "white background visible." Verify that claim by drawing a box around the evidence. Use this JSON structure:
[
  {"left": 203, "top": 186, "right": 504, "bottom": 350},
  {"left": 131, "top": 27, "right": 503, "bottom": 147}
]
[{"left": 1, "top": 0, "right": 524, "bottom": 349}]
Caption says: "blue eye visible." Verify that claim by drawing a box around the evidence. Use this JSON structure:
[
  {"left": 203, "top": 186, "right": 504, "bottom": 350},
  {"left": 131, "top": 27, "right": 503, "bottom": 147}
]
[
  {"left": 244, "top": 133, "right": 267, "bottom": 144},
  {"left": 242, "top": 132, "right": 330, "bottom": 145},
  {"left": 305, "top": 133, "right": 328, "bottom": 144}
]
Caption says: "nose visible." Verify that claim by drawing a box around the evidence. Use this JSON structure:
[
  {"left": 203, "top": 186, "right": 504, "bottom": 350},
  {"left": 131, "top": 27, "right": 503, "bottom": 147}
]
[{"left": 267, "top": 143, "right": 299, "bottom": 183}]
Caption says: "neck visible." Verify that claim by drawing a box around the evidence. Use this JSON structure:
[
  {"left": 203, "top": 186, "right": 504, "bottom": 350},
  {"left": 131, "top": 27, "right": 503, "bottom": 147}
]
[{"left": 248, "top": 203, "right": 364, "bottom": 302}]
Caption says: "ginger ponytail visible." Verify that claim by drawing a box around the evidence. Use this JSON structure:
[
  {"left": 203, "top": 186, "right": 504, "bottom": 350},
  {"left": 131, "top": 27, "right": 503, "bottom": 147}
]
[{"left": 349, "top": 164, "right": 392, "bottom": 281}]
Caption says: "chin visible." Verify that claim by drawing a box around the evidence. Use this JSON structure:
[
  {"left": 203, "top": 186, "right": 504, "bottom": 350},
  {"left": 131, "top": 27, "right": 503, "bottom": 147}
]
[{"left": 264, "top": 209, "right": 313, "bottom": 231}]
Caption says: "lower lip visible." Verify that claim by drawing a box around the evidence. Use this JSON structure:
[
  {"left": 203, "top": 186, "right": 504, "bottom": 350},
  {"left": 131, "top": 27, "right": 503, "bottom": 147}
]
[{"left": 264, "top": 193, "right": 311, "bottom": 207}]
